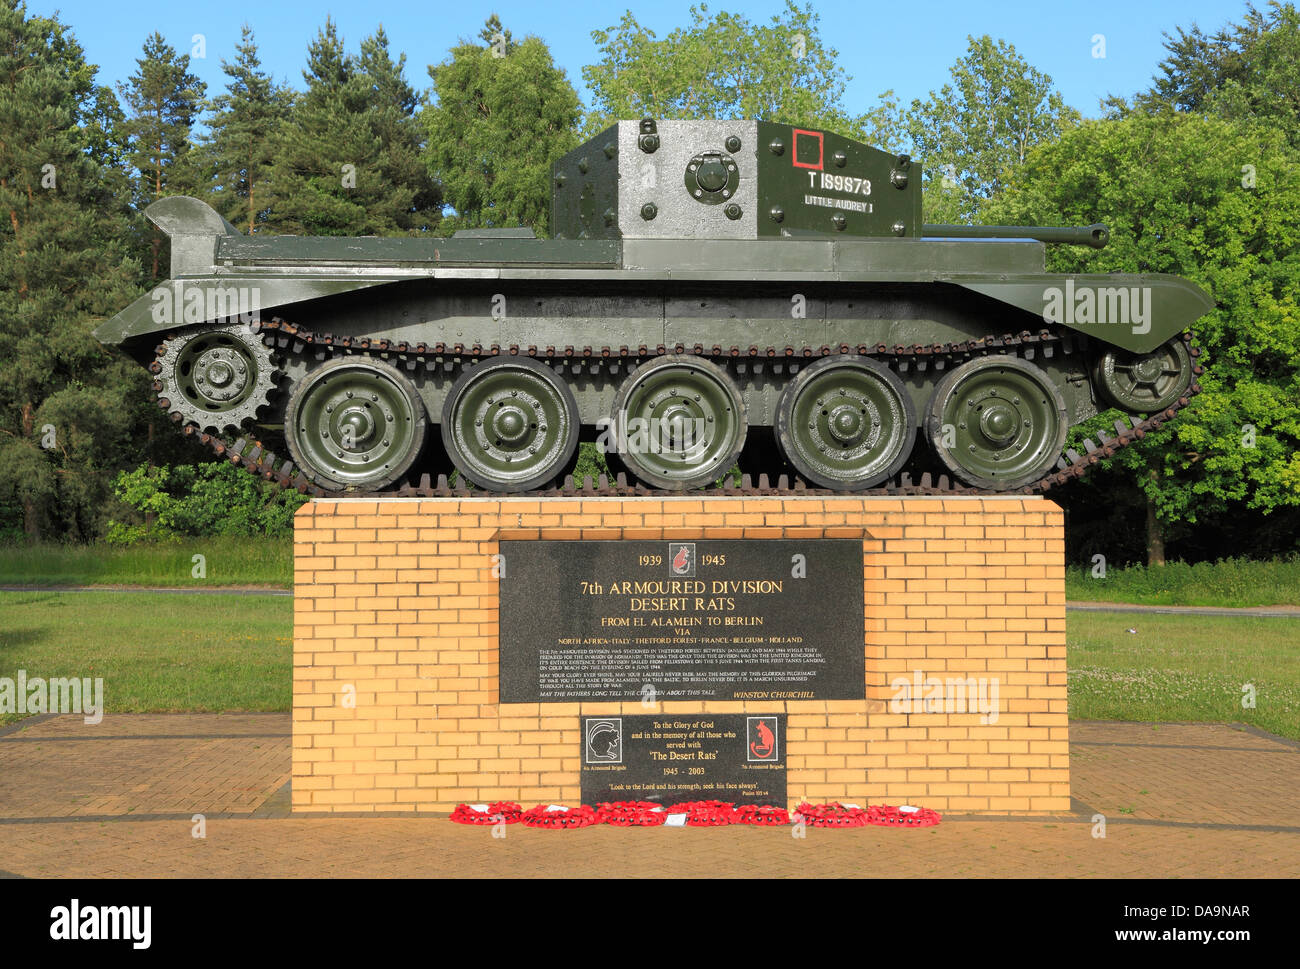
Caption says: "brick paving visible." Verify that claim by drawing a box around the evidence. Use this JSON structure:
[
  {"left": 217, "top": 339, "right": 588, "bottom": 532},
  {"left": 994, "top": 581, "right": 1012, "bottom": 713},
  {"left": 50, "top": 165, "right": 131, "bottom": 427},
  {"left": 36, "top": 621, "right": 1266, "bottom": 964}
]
[
  {"left": 0, "top": 714, "right": 1296, "bottom": 877},
  {"left": 1070, "top": 722, "right": 1300, "bottom": 829},
  {"left": 0, "top": 714, "right": 289, "bottom": 819}
]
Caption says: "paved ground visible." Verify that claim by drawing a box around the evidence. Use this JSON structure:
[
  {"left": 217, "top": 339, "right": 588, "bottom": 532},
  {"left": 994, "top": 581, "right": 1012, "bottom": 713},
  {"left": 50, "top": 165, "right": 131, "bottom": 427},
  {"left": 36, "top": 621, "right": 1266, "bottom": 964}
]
[{"left": 0, "top": 714, "right": 1296, "bottom": 878}]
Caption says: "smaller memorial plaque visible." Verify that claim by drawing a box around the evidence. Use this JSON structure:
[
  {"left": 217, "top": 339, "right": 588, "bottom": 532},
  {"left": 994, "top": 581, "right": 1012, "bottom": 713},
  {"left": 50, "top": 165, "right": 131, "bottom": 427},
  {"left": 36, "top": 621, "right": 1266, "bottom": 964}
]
[{"left": 580, "top": 713, "right": 786, "bottom": 806}]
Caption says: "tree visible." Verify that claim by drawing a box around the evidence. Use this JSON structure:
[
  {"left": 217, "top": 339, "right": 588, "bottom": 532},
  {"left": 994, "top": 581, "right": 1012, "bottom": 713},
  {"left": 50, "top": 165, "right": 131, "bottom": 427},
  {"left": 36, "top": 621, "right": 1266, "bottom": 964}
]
[
  {"left": 477, "top": 13, "right": 514, "bottom": 54},
  {"left": 195, "top": 25, "right": 293, "bottom": 234},
  {"left": 903, "top": 35, "right": 1080, "bottom": 224},
  {"left": 117, "top": 32, "right": 205, "bottom": 278},
  {"left": 0, "top": 0, "right": 146, "bottom": 541},
  {"left": 1124, "top": 2, "right": 1300, "bottom": 147},
  {"left": 981, "top": 113, "right": 1300, "bottom": 564},
  {"left": 582, "top": 1, "right": 891, "bottom": 144},
  {"left": 422, "top": 16, "right": 581, "bottom": 234},
  {"left": 267, "top": 20, "right": 440, "bottom": 236}
]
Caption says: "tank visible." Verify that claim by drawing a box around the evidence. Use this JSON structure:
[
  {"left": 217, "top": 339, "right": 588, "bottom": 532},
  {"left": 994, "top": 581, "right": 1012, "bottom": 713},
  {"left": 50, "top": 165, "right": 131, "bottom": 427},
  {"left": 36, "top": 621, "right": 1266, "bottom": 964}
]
[{"left": 94, "top": 118, "right": 1210, "bottom": 496}]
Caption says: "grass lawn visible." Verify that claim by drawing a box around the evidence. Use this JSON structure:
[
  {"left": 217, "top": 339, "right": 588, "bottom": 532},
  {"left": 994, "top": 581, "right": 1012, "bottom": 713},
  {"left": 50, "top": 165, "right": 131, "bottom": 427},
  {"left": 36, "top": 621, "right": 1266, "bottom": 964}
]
[
  {"left": 1067, "top": 610, "right": 1300, "bottom": 740},
  {"left": 0, "top": 537, "right": 293, "bottom": 588},
  {"left": 0, "top": 590, "right": 290, "bottom": 725},
  {"left": 4, "top": 537, "right": 1296, "bottom": 611},
  {"left": 1065, "top": 557, "right": 1300, "bottom": 608},
  {"left": 2, "top": 591, "right": 1296, "bottom": 740}
]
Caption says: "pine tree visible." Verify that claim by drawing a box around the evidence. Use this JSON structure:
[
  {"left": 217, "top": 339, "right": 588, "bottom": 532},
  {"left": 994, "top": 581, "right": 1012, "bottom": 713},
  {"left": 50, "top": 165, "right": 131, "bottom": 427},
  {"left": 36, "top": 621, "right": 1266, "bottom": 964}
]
[
  {"left": 478, "top": 13, "right": 515, "bottom": 54},
  {"left": 359, "top": 27, "right": 440, "bottom": 230},
  {"left": 196, "top": 25, "right": 293, "bottom": 234},
  {"left": 117, "top": 31, "right": 205, "bottom": 277},
  {"left": 0, "top": 0, "right": 145, "bottom": 540},
  {"left": 268, "top": 19, "right": 440, "bottom": 235},
  {"left": 423, "top": 17, "right": 581, "bottom": 234}
]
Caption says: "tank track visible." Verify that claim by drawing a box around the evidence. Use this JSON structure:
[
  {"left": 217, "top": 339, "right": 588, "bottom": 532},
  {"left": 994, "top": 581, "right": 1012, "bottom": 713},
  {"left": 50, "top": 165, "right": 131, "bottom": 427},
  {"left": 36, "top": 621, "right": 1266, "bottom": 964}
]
[{"left": 148, "top": 320, "right": 1203, "bottom": 499}]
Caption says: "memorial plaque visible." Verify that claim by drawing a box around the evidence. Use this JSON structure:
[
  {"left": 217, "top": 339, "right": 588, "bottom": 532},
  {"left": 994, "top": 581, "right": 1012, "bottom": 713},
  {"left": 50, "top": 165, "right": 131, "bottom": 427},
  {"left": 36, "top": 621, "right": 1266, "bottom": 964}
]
[
  {"left": 499, "top": 539, "right": 865, "bottom": 702},
  {"left": 580, "top": 713, "right": 786, "bottom": 806}
]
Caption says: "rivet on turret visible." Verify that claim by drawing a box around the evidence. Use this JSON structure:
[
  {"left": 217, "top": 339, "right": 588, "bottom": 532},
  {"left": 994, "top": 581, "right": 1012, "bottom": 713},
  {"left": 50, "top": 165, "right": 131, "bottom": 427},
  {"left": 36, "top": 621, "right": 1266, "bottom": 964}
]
[
  {"left": 890, "top": 169, "right": 908, "bottom": 188},
  {"left": 603, "top": 141, "right": 617, "bottom": 159},
  {"left": 831, "top": 212, "right": 847, "bottom": 231},
  {"left": 725, "top": 135, "right": 742, "bottom": 153},
  {"left": 892, "top": 221, "right": 906, "bottom": 236},
  {"left": 768, "top": 138, "right": 785, "bottom": 155},
  {"left": 603, "top": 208, "right": 617, "bottom": 227},
  {"left": 578, "top": 157, "right": 590, "bottom": 174},
  {"left": 769, "top": 206, "right": 785, "bottom": 223},
  {"left": 554, "top": 173, "right": 566, "bottom": 188},
  {"left": 833, "top": 151, "right": 847, "bottom": 168},
  {"left": 640, "top": 202, "right": 658, "bottom": 220},
  {"left": 639, "top": 119, "right": 660, "bottom": 154},
  {"left": 725, "top": 204, "right": 742, "bottom": 220}
]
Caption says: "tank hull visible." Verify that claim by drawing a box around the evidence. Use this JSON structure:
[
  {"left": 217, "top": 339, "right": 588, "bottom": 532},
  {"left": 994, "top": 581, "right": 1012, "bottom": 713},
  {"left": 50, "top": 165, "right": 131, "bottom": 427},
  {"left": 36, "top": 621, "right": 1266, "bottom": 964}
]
[{"left": 94, "top": 190, "right": 1211, "bottom": 497}]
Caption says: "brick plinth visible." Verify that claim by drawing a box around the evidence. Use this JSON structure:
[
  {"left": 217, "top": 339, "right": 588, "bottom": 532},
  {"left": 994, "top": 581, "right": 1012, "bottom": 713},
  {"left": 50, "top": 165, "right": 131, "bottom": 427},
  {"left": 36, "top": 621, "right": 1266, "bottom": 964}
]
[{"left": 292, "top": 496, "right": 1068, "bottom": 814}]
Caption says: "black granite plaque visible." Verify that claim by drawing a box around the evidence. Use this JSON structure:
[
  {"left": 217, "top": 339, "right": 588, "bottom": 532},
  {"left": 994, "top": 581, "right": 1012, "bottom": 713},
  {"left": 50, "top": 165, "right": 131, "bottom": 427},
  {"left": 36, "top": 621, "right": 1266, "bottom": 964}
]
[
  {"left": 580, "top": 713, "right": 786, "bottom": 806},
  {"left": 498, "top": 539, "right": 864, "bottom": 702}
]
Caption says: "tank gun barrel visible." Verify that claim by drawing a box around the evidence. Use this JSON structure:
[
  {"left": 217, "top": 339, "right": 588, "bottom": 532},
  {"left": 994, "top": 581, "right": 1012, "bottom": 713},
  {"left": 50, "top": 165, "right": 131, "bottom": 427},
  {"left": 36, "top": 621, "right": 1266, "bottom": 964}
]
[{"left": 922, "top": 223, "right": 1109, "bottom": 249}]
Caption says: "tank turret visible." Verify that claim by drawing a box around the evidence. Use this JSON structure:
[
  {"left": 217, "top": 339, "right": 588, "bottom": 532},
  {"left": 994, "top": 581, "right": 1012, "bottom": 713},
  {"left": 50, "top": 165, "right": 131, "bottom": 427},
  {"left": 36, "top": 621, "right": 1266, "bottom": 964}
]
[{"left": 551, "top": 119, "right": 922, "bottom": 241}]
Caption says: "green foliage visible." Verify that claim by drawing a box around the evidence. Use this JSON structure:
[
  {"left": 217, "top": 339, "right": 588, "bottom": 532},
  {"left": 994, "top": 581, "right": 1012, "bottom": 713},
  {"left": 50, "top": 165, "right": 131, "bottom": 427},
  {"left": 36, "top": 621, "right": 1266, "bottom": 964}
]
[
  {"left": 116, "top": 31, "right": 205, "bottom": 282},
  {"left": 1066, "top": 556, "right": 1300, "bottom": 607},
  {"left": 572, "top": 441, "right": 611, "bottom": 483},
  {"left": 983, "top": 113, "right": 1300, "bottom": 530},
  {"left": 192, "top": 25, "right": 293, "bottom": 235},
  {"left": 0, "top": 536, "right": 293, "bottom": 587},
  {"left": 0, "top": 0, "right": 147, "bottom": 543},
  {"left": 903, "top": 35, "right": 1080, "bottom": 224},
  {"left": 116, "top": 30, "right": 206, "bottom": 204},
  {"left": 1126, "top": 1, "right": 1300, "bottom": 148},
  {"left": 422, "top": 17, "right": 581, "bottom": 235},
  {"left": 107, "top": 462, "right": 307, "bottom": 542},
  {"left": 583, "top": 1, "right": 887, "bottom": 142},
  {"left": 266, "top": 20, "right": 440, "bottom": 236},
  {"left": 116, "top": 31, "right": 205, "bottom": 291}
]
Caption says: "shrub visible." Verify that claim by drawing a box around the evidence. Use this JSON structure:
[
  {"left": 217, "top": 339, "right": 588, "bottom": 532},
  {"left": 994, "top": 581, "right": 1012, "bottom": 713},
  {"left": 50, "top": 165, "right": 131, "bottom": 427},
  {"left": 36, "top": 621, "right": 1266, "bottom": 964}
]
[{"left": 107, "top": 462, "right": 308, "bottom": 542}]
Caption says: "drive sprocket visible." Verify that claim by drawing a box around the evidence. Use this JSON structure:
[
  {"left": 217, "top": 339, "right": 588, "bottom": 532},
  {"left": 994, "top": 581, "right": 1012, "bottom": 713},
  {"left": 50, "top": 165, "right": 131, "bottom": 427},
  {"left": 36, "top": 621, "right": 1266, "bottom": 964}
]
[{"left": 154, "top": 323, "right": 279, "bottom": 433}]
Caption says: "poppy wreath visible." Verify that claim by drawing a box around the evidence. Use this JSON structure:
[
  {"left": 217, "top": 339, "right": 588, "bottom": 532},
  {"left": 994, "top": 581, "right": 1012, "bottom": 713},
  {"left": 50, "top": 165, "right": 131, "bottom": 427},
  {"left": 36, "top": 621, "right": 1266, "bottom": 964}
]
[
  {"left": 450, "top": 802, "right": 522, "bottom": 825},
  {"left": 595, "top": 801, "right": 668, "bottom": 826},
  {"left": 667, "top": 800, "right": 736, "bottom": 826},
  {"left": 864, "top": 805, "right": 942, "bottom": 828},
  {"left": 792, "top": 802, "right": 869, "bottom": 828},
  {"left": 520, "top": 804, "right": 599, "bottom": 829},
  {"left": 730, "top": 804, "right": 791, "bottom": 826}
]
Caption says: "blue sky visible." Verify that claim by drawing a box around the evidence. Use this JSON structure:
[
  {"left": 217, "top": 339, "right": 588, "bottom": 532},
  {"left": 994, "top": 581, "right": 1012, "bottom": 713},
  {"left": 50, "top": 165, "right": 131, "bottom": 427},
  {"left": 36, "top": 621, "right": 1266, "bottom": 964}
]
[{"left": 39, "top": 0, "right": 1250, "bottom": 119}]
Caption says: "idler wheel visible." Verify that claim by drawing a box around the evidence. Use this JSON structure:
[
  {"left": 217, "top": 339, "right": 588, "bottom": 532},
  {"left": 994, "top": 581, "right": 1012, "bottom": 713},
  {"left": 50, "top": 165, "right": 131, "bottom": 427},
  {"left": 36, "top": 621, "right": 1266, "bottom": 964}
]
[
  {"left": 1093, "top": 337, "right": 1193, "bottom": 413},
  {"left": 775, "top": 355, "right": 915, "bottom": 490}
]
